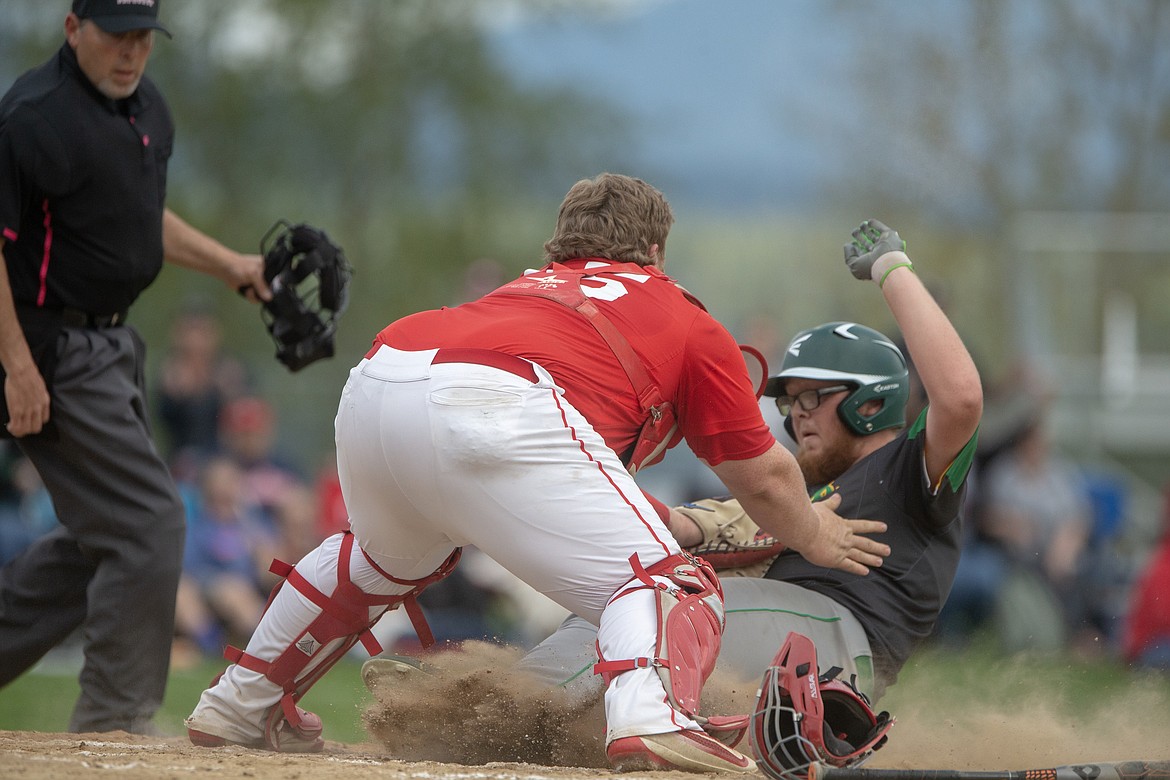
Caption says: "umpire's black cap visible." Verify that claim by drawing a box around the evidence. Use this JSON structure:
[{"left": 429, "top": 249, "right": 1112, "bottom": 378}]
[{"left": 72, "top": 0, "right": 172, "bottom": 39}]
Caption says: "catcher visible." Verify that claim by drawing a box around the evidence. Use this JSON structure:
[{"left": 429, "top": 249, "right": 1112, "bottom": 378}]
[
  {"left": 512, "top": 219, "right": 983, "bottom": 773},
  {"left": 185, "top": 174, "right": 888, "bottom": 772}
]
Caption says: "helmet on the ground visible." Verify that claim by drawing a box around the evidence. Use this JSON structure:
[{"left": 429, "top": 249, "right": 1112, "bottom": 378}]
[
  {"left": 749, "top": 632, "right": 894, "bottom": 780},
  {"left": 764, "top": 322, "right": 908, "bottom": 436}
]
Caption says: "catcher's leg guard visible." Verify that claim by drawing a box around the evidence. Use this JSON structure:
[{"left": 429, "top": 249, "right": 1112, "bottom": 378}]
[
  {"left": 595, "top": 552, "right": 724, "bottom": 719},
  {"left": 186, "top": 532, "right": 458, "bottom": 751},
  {"left": 595, "top": 553, "right": 753, "bottom": 772}
]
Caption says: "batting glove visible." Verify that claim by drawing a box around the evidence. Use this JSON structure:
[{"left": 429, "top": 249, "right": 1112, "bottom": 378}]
[{"left": 844, "top": 219, "right": 913, "bottom": 287}]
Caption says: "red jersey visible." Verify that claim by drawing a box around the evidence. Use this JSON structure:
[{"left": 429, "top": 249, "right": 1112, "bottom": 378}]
[
  {"left": 1123, "top": 536, "right": 1170, "bottom": 662},
  {"left": 372, "top": 258, "right": 773, "bottom": 467}
]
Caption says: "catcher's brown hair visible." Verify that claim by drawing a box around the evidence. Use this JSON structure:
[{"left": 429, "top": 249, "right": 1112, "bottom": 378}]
[{"left": 543, "top": 173, "right": 674, "bottom": 267}]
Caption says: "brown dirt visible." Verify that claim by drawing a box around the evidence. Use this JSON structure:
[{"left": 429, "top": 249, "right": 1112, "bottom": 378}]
[{"left": 5, "top": 642, "right": 1169, "bottom": 779}]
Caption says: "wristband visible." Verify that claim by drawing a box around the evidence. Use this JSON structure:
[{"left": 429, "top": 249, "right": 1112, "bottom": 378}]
[
  {"left": 878, "top": 262, "right": 915, "bottom": 288},
  {"left": 869, "top": 249, "right": 911, "bottom": 283}
]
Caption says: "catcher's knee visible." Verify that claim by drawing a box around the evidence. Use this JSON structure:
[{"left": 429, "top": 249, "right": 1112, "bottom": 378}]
[{"left": 594, "top": 552, "right": 725, "bottom": 719}]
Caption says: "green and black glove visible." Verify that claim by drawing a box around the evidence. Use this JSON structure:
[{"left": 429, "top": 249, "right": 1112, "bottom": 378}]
[{"left": 843, "top": 219, "right": 913, "bottom": 287}]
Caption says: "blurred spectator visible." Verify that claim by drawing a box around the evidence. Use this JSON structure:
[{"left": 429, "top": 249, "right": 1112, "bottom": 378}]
[
  {"left": 274, "top": 481, "right": 321, "bottom": 565},
  {"left": 155, "top": 305, "right": 249, "bottom": 466},
  {"left": 1122, "top": 483, "right": 1170, "bottom": 670},
  {"left": 977, "top": 413, "right": 1093, "bottom": 652},
  {"left": 218, "top": 396, "right": 313, "bottom": 557},
  {"left": 932, "top": 490, "right": 1008, "bottom": 647},
  {"left": 219, "top": 398, "right": 298, "bottom": 498},
  {"left": 174, "top": 456, "right": 275, "bottom": 663},
  {"left": 1076, "top": 470, "right": 1133, "bottom": 650},
  {"left": 0, "top": 443, "right": 58, "bottom": 565},
  {"left": 315, "top": 458, "right": 350, "bottom": 541}
]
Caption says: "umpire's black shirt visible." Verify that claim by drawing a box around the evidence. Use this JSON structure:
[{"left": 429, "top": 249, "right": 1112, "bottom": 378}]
[{"left": 0, "top": 42, "right": 174, "bottom": 316}]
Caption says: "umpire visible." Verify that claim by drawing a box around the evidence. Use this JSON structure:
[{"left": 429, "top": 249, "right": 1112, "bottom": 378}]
[{"left": 0, "top": 0, "right": 270, "bottom": 733}]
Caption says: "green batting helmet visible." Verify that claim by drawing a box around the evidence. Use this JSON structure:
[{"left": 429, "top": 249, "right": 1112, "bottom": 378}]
[{"left": 764, "top": 322, "right": 909, "bottom": 436}]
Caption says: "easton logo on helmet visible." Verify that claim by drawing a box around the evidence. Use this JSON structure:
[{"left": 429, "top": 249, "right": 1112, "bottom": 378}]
[{"left": 787, "top": 332, "right": 813, "bottom": 357}]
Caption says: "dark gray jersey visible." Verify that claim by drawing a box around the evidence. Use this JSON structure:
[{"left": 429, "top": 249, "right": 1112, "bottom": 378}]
[{"left": 765, "top": 409, "right": 977, "bottom": 689}]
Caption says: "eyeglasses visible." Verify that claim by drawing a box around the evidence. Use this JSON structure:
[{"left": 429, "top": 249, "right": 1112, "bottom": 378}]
[{"left": 775, "top": 385, "right": 851, "bottom": 416}]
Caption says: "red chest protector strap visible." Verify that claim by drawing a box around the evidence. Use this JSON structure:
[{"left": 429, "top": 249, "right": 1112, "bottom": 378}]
[
  {"left": 491, "top": 264, "right": 688, "bottom": 473},
  {"left": 491, "top": 263, "right": 768, "bottom": 467}
]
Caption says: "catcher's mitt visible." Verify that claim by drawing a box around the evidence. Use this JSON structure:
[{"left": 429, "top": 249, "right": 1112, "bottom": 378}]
[
  {"left": 257, "top": 220, "right": 352, "bottom": 372},
  {"left": 679, "top": 497, "right": 785, "bottom": 577}
]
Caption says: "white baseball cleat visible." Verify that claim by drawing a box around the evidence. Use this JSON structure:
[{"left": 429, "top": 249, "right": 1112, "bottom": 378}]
[
  {"left": 187, "top": 704, "right": 324, "bottom": 753},
  {"left": 607, "top": 729, "right": 756, "bottom": 773}
]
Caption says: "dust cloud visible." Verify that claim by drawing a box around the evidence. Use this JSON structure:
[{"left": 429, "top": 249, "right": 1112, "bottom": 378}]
[{"left": 364, "top": 642, "right": 1170, "bottom": 770}]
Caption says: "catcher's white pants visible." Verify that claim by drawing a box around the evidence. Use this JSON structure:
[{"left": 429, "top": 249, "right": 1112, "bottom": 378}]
[
  {"left": 345, "top": 346, "right": 701, "bottom": 739},
  {"left": 193, "top": 345, "right": 705, "bottom": 742}
]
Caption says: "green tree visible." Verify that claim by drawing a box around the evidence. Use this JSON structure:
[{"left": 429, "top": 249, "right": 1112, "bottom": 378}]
[
  {"left": 1, "top": 0, "right": 633, "bottom": 459},
  {"left": 822, "top": 0, "right": 1170, "bottom": 482},
  {"left": 826, "top": 0, "right": 1170, "bottom": 220}
]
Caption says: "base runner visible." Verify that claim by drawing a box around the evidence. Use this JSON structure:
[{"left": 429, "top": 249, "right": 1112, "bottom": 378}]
[{"left": 514, "top": 220, "right": 983, "bottom": 742}]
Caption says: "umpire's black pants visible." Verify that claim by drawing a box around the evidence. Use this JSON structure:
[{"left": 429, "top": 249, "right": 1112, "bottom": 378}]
[{"left": 0, "top": 325, "right": 185, "bottom": 733}]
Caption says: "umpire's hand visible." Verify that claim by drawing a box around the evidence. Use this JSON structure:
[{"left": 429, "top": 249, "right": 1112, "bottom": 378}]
[
  {"left": 4, "top": 361, "right": 51, "bottom": 437},
  {"left": 232, "top": 252, "right": 273, "bottom": 304}
]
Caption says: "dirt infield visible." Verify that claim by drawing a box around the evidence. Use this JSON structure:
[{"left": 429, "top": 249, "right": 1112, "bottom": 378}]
[
  {"left": 0, "top": 730, "right": 624, "bottom": 780},
  {"left": 5, "top": 643, "right": 1169, "bottom": 780}
]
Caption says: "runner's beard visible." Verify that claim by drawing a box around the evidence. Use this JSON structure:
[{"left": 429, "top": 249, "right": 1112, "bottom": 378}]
[{"left": 796, "top": 443, "right": 857, "bottom": 489}]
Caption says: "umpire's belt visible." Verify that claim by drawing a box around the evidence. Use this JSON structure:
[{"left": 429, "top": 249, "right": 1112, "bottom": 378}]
[
  {"left": 432, "top": 347, "right": 538, "bottom": 383},
  {"left": 16, "top": 304, "right": 127, "bottom": 329},
  {"left": 61, "top": 308, "right": 127, "bottom": 328}
]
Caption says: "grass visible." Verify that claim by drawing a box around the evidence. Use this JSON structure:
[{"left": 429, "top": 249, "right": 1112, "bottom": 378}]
[
  {"left": 0, "top": 654, "right": 376, "bottom": 744},
  {"left": 886, "top": 637, "right": 1167, "bottom": 711},
  {"left": 2, "top": 637, "right": 1167, "bottom": 747}
]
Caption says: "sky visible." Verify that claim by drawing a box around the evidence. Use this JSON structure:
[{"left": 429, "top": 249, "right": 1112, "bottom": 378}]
[{"left": 484, "top": 0, "right": 860, "bottom": 212}]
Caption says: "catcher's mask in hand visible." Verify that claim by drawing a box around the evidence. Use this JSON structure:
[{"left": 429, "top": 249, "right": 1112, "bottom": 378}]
[
  {"left": 750, "top": 632, "right": 894, "bottom": 780},
  {"left": 258, "top": 220, "right": 352, "bottom": 372}
]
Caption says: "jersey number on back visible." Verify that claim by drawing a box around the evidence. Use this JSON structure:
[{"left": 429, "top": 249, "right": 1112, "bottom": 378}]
[{"left": 580, "top": 272, "right": 650, "bottom": 302}]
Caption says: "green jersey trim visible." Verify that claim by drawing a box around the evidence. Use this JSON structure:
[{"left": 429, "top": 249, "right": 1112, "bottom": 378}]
[{"left": 909, "top": 406, "right": 980, "bottom": 494}]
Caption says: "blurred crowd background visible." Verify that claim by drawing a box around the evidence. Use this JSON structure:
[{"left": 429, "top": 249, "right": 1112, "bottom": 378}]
[{"left": 2, "top": 0, "right": 1169, "bottom": 671}]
